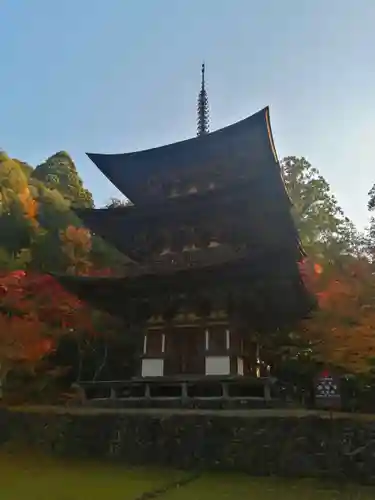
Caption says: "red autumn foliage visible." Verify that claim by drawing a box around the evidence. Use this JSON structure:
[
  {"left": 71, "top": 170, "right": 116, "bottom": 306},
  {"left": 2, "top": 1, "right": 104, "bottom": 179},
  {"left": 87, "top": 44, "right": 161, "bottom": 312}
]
[{"left": 0, "top": 270, "right": 96, "bottom": 367}]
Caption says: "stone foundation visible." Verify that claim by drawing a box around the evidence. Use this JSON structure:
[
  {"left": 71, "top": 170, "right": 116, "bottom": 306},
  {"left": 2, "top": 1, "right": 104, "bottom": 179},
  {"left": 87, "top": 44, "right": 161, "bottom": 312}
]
[{"left": 1, "top": 407, "right": 375, "bottom": 484}]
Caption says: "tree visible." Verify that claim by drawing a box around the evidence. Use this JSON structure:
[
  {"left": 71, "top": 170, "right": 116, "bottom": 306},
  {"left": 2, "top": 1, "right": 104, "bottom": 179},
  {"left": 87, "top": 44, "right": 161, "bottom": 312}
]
[
  {"left": 28, "top": 179, "right": 88, "bottom": 273},
  {"left": 31, "top": 151, "right": 94, "bottom": 209},
  {"left": 281, "top": 156, "right": 361, "bottom": 261},
  {"left": 301, "top": 257, "right": 375, "bottom": 373},
  {"left": 0, "top": 271, "right": 48, "bottom": 395},
  {"left": 0, "top": 314, "right": 50, "bottom": 398},
  {"left": 364, "top": 184, "right": 375, "bottom": 260},
  {"left": 0, "top": 270, "right": 109, "bottom": 400},
  {"left": 0, "top": 147, "right": 136, "bottom": 395},
  {"left": 368, "top": 184, "right": 375, "bottom": 212},
  {"left": 13, "top": 159, "right": 34, "bottom": 179},
  {"left": 0, "top": 272, "right": 95, "bottom": 341},
  {"left": 0, "top": 148, "right": 133, "bottom": 274},
  {"left": 0, "top": 271, "right": 97, "bottom": 384},
  {"left": 0, "top": 151, "right": 29, "bottom": 193},
  {"left": 0, "top": 151, "right": 39, "bottom": 258},
  {"left": 29, "top": 179, "right": 76, "bottom": 230},
  {"left": 59, "top": 226, "right": 92, "bottom": 275}
]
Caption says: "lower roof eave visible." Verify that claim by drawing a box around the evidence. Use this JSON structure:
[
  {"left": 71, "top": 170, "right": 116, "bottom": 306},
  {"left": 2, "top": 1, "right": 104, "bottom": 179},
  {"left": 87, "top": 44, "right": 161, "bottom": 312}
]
[{"left": 50, "top": 270, "right": 314, "bottom": 326}]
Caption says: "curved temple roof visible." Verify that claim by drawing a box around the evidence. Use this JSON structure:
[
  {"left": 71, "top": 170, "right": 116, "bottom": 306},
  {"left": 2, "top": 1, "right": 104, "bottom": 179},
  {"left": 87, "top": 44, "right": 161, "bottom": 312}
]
[
  {"left": 52, "top": 249, "right": 314, "bottom": 327},
  {"left": 87, "top": 107, "right": 279, "bottom": 205},
  {"left": 51, "top": 252, "right": 313, "bottom": 323},
  {"left": 75, "top": 182, "right": 301, "bottom": 263}
]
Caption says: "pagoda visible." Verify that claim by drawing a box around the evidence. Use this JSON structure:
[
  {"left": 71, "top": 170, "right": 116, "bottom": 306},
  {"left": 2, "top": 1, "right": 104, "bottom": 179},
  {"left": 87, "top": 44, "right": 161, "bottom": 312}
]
[{"left": 55, "top": 65, "right": 313, "bottom": 404}]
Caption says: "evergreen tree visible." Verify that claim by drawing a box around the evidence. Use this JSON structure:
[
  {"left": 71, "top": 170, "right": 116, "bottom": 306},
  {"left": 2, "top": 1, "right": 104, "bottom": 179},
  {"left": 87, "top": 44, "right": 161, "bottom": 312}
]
[
  {"left": 31, "top": 151, "right": 94, "bottom": 209},
  {"left": 282, "top": 156, "right": 361, "bottom": 261}
]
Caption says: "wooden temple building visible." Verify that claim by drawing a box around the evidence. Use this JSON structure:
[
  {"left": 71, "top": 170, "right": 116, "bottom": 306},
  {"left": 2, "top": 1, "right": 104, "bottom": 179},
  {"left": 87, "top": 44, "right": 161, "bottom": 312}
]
[{"left": 55, "top": 65, "right": 313, "bottom": 406}]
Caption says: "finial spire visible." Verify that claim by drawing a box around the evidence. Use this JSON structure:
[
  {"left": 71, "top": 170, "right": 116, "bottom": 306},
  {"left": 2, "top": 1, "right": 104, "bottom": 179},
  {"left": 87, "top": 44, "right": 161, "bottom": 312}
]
[{"left": 197, "top": 62, "right": 209, "bottom": 136}]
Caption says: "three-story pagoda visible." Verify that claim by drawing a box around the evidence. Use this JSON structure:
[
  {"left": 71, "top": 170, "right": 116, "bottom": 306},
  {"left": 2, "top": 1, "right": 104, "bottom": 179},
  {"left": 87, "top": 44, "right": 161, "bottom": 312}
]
[{"left": 56, "top": 65, "right": 312, "bottom": 385}]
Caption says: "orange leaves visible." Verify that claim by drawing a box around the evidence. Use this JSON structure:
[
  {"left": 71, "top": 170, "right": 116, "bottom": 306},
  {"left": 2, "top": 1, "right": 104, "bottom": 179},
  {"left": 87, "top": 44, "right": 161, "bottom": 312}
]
[
  {"left": 61, "top": 226, "right": 91, "bottom": 248},
  {"left": 0, "top": 314, "right": 49, "bottom": 363},
  {"left": 298, "top": 258, "right": 323, "bottom": 292},
  {"left": 18, "top": 187, "right": 38, "bottom": 222},
  {"left": 317, "top": 279, "right": 353, "bottom": 310},
  {"left": 59, "top": 225, "right": 92, "bottom": 275},
  {"left": 303, "top": 258, "right": 375, "bottom": 373},
  {"left": 314, "top": 263, "right": 323, "bottom": 275}
]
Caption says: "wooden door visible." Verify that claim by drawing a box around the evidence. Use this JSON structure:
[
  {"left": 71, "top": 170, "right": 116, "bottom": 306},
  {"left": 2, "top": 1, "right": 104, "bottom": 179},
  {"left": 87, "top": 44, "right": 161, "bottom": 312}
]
[
  {"left": 164, "top": 329, "right": 182, "bottom": 376},
  {"left": 164, "top": 327, "right": 204, "bottom": 376},
  {"left": 182, "top": 327, "right": 204, "bottom": 375}
]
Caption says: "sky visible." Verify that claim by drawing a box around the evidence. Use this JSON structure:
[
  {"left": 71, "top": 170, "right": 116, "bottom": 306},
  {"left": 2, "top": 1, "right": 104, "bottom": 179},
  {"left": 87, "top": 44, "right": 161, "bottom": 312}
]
[{"left": 1, "top": 0, "right": 374, "bottom": 229}]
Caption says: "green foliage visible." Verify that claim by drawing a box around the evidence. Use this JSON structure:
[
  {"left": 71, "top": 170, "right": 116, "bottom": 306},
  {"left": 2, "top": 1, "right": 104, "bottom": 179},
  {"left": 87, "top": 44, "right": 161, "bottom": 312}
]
[
  {"left": 368, "top": 184, "right": 375, "bottom": 211},
  {"left": 0, "top": 152, "right": 28, "bottom": 195},
  {"left": 0, "top": 154, "right": 37, "bottom": 256},
  {"left": 0, "top": 149, "right": 122, "bottom": 274},
  {"left": 0, "top": 248, "right": 31, "bottom": 271},
  {"left": 90, "top": 234, "right": 129, "bottom": 271},
  {"left": 30, "top": 179, "right": 76, "bottom": 229},
  {"left": 282, "top": 156, "right": 361, "bottom": 261},
  {"left": 13, "top": 159, "right": 33, "bottom": 179},
  {"left": 365, "top": 186, "right": 375, "bottom": 257},
  {"left": 31, "top": 151, "right": 94, "bottom": 209}
]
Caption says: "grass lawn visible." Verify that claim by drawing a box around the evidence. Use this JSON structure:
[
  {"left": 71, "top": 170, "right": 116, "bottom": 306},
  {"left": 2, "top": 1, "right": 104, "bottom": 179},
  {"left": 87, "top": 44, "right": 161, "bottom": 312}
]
[
  {"left": 163, "top": 475, "right": 375, "bottom": 500},
  {"left": 1, "top": 452, "right": 375, "bottom": 500}
]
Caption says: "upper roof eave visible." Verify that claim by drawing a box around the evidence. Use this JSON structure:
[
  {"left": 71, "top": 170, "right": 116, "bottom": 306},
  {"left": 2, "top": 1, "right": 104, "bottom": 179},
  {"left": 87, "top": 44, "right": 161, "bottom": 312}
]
[{"left": 86, "top": 107, "right": 278, "bottom": 203}]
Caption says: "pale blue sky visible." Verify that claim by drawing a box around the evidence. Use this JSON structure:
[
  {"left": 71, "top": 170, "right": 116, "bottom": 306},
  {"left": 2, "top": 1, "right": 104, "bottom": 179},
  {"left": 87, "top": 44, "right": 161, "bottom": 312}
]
[{"left": 1, "top": 1, "right": 374, "bottom": 228}]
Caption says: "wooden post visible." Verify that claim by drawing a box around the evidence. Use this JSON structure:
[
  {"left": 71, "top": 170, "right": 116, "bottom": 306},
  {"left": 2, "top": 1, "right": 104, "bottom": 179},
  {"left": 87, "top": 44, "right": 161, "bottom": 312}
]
[
  {"left": 264, "top": 380, "right": 271, "bottom": 402},
  {"left": 145, "top": 383, "right": 151, "bottom": 399},
  {"left": 181, "top": 382, "right": 188, "bottom": 400},
  {"left": 222, "top": 382, "right": 229, "bottom": 399}
]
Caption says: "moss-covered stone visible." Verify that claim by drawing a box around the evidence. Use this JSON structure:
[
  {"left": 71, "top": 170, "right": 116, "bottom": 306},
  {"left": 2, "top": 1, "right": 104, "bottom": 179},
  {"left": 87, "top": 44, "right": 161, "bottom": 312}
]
[{"left": 2, "top": 407, "right": 375, "bottom": 484}]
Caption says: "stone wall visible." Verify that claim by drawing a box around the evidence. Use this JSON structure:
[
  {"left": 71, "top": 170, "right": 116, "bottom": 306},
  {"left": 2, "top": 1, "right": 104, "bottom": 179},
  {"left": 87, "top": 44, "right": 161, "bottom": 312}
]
[{"left": 1, "top": 407, "right": 375, "bottom": 484}]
